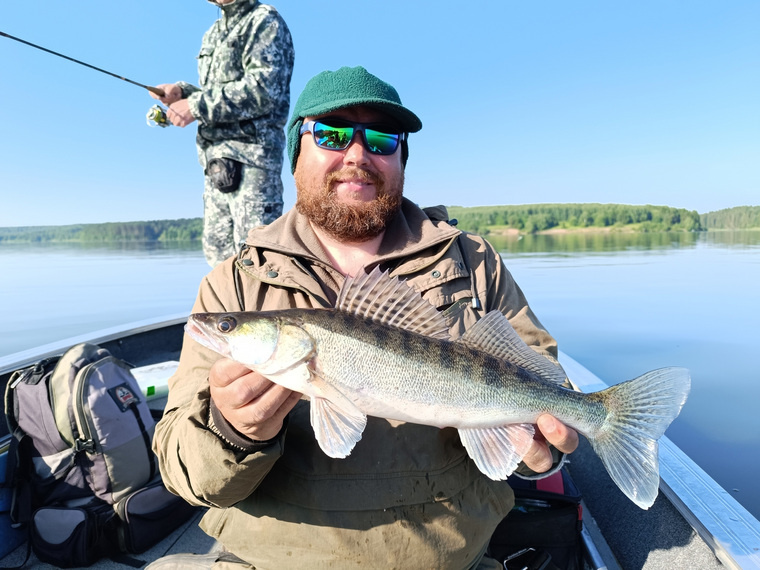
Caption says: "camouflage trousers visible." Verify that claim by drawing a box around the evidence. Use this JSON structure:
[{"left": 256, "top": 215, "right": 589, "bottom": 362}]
[{"left": 202, "top": 163, "right": 284, "bottom": 267}]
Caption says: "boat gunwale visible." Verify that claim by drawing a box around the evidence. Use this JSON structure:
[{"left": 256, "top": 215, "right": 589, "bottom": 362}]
[{"left": 0, "top": 313, "right": 189, "bottom": 376}]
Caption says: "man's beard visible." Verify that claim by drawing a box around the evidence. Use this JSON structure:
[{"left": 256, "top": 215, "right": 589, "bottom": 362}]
[{"left": 295, "top": 166, "right": 404, "bottom": 242}]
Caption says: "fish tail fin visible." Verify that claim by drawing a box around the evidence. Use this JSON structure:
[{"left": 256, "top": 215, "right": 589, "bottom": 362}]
[{"left": 590, "top": 367, "right": 690, "bottom": 509}]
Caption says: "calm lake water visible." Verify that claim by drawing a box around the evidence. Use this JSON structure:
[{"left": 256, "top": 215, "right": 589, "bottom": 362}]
[{"left": 1, "top": 231, "right": 758, "bottom": 519}]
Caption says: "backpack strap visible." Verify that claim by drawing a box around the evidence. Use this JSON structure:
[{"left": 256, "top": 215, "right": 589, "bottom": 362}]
[
  {"left": 125, "top": 401, "right": 157, "bottom": 481},
  {"left": 5, "top": 428, "right": 34, "bottom": 526},
  {"left": 4, "top": 358, "right": 61, "bottom": 525}
]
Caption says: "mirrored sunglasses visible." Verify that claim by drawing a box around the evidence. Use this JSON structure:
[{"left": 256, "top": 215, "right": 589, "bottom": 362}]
[{"left": 300, "top": 119, "right": 405, "bottom": 156}]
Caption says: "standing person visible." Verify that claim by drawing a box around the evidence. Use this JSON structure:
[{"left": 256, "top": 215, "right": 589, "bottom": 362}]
[
  {"left": 149, "top": 66, "right": 578, "bottom": 570},
  {"left": 151, "top": 0, "right": 294, "bottom": 267}
]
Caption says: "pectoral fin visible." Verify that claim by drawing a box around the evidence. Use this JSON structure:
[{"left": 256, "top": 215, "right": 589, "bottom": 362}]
[{"left": 458, "top": 423, "right": 535, "bottom": 480}]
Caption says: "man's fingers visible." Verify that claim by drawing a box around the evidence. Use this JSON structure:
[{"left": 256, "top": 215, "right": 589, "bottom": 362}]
[
  {"left": 225, "top": 384, "right": 301, "bottom": 441},
  {"left": 521, "top": 438, "right": 554, "bottom": 474},
  {"left": 537, "top": 414, "right": 579, "bottom": 454},
  {"left": 209, "top": 358, "right": 252, "bottom": 388},
  {"left": 264, "top": 390, "right": 302, "bottom": 427},
  {"left": 244, "top": 383, "right": 300, "bottom": 425},
  {"left": 209, "top": 359, "right": 273, "bottom": 411},
  {"left": 521, "top": 415, "right": 579, "bottom": 474}
]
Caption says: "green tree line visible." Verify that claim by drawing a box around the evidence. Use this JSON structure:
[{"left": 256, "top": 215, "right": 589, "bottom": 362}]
[
  {"left": 1, "top": 205, "right": 757, "bottom": 242},
  {"left": 0, "top": 218, "right": 203, "bottom": 243},
  {"left": 700, "top": 206, "right": 760, "bottom": 230},
  {"left": 447, "top": 204, "right": 702, "bottom": 234}
]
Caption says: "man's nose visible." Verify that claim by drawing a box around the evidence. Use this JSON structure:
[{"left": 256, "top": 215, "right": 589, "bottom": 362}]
[{"left": 342, "top": 133, "right": 370, "bottom": 165}]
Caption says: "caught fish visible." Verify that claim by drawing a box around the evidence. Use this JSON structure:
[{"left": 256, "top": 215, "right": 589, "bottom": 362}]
[{"left": 186, "top": 268, "right": 690, "bottom": 509}]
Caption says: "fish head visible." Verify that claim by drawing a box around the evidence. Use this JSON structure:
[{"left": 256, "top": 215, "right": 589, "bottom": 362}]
[{"left": 185, "top": 312, "right": 280, "bottom": 367}]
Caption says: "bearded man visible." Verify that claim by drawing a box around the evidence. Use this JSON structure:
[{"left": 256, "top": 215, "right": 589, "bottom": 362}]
[{"left": 150, "top": 66, "right": 578, "bottom": 570}]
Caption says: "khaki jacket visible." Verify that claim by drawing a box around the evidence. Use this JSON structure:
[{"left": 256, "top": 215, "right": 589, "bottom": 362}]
[{"left": 154, "top": 200, "right": 561, "bottom": 569}]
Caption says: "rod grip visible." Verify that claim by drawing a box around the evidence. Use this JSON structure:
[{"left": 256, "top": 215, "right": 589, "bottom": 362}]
[{"left": 146, "top": 85, "right": 166, "bottom": 97}]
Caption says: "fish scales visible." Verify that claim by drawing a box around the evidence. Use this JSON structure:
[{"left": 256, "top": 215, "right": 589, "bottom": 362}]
[
  {"left": 186, "top": 267, "right": 690, "bottom": 509},
  {"left": 283, "top": 308, "right": 601, "bottom": 431}
]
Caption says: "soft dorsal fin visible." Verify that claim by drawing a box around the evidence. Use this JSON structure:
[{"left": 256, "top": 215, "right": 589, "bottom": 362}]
[
  {"left": 460, "top": 311, "right": 567, "bottom": 385},
  {"left": 337, "top": 267, "right": 450, "bottom": 340}
]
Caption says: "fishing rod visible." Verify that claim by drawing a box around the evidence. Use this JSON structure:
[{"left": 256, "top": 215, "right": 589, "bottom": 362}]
[{"left": 0, "top": 30, "right": 165, "bottom": 97}]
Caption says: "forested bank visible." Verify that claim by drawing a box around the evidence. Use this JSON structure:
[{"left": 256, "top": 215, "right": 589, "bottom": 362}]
[
  {"left": 1, "top": 204, "right": 757, "bottom": 242},
  {"left": 447, "top": 204, "right": 702, "bottom": 234},
  {"left": 0, "top": 218, "right": 202, "bottom": 243},
  {"left": 700, "top": 206, "right": 760, "bottom": 230}
]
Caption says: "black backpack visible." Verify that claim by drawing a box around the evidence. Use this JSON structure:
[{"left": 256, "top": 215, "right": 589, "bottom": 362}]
[
  {"left": 3, "top": 343, "right": 197, "bottom": 567},
  {"left": 490, "top": 467, "right": 584, "bottom": 570}
]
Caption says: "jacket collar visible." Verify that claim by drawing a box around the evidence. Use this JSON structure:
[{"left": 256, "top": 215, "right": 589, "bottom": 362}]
[
  {"left": 211, "top": 0, "right": 258, "bottom": 23},
  {"left": 244, "top": 198, "right": 461, "bottom": 275}
]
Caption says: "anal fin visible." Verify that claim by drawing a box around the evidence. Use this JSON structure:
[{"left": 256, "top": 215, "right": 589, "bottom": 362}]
[{"left": 458, "top": 423, "right": 535, "bottom": 480}]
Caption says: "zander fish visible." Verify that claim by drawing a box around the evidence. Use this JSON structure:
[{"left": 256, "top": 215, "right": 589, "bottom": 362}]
[{"left": 186, "top": 268, "right": 690, "bottom": 509}]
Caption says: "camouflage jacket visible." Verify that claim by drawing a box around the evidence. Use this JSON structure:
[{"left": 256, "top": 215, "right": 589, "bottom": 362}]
[
  {"left": 178, "top": 0, "right": 294, "bottom": 170},
  {"left": 154, "top": 200, "right": 565, "bottom": 569}
]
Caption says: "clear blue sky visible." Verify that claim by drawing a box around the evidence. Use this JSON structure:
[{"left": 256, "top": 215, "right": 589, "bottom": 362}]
[{"left": 1, "top": 1, "right": 758, "bottom": 227}]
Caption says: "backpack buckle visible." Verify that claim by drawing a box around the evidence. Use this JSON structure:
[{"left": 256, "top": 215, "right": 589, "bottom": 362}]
[{"left": 75, "top": 439, "right": 96, "bottom": 453}]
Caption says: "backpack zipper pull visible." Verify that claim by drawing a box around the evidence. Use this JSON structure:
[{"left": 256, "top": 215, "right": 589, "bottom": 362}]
[
  {"left": 10, "top": 366, "right": 35, "bottom": 388},
  {"left": 10, "top": 357, "right": 58, "bottom": 388}
]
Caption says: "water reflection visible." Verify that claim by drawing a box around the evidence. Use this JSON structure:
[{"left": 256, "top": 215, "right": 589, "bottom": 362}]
[
  {"left": 701, "top": 229, "right": 760, "bottom": 249},
  {"left": 0, "top": 240, "right": 202, "bottom": 257},
  {"left": 486, "top": 230, "right": 760, "bottom": 255}
]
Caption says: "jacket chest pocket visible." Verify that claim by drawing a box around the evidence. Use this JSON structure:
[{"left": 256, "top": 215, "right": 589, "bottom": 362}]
[
  {"left": 407, "top": 271, "right": 484, "bottom": 338},
  {"left": 198, "top": 39, "right": 244, "bottom": 86}
]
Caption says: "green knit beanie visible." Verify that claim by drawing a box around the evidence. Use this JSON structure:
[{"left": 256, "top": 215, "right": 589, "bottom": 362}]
[{"left": 287, "top": 66, "right": 422, "bottom": 173}]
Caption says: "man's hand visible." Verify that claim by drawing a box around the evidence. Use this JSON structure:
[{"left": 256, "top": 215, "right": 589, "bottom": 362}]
[
  {"left": 209, "top": 358, "right": 301, "bottom": 441},
  {"left": 149, "top": 83, "right": 183, "bottom": 105},
  {"left": 166, "top": 99, "right": 197, "bottom": 128},
  {"left": 522, "top": 414, "right": 579, "bottom": 473}
]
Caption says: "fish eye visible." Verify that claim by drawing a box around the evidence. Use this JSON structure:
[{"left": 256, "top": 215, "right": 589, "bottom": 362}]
[{"left": 217, "top": 317, "right": 237, "bottom": 333}]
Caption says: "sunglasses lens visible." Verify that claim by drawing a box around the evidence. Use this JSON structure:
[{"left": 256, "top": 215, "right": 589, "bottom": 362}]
[
  {"left": 364, "top": 129, "right": 400, "bottom": 155},
  {"left": 313, "top": 122, "right": 353, "bottom": 150},
  {"left": 310, "top": 121, "right": 401, "bottom": 155}
]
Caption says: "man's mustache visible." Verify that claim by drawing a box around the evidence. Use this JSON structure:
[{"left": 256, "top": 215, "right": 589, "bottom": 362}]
[{"left": 325, "top": 167, "right": 383, "bottom": 189}]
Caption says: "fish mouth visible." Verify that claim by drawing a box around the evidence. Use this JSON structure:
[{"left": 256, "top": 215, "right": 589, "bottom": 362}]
[{"left": 185, "top": 316, "right": 229, "bottom": 357}]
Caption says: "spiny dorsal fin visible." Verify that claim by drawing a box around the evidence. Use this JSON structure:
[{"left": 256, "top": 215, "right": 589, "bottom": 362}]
[
  {"left": 460, "top": 311, "right": 567, "bottom": 384},
  {"left": 337, "top": 267, "right": 450, "bottom": 340}
]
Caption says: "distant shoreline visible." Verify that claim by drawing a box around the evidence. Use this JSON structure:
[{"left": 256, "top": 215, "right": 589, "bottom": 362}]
[
  {"left": 489, "top": 226, "right": 619, "bottom": 236},
  {"left": 1, "top": 204, "right": 758, "bottom": 242}
]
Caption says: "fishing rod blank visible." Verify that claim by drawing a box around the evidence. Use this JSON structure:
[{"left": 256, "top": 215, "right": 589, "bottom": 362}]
[{"left": 0, "top": 30, "right": 164, "bottom": 97}]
